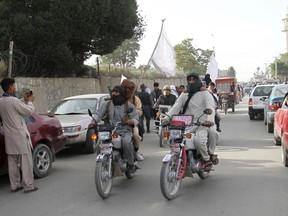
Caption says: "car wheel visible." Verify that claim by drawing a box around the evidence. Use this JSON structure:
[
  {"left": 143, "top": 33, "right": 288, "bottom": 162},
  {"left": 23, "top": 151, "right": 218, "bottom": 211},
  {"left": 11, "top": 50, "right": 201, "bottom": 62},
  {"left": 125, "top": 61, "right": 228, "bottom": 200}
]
[
  {"left": 249, "top": 115, "right": 254, "bottom": 120},
  {"left": 33, "top": 143, "right": 52, "bottom": 178},
  {"left": 267, "top": 122, "right": 273, "bottom": 133},
  {"left": 282, "top": 135, "right": 288, "bottom": 167},
  {"left": 84, "top": 129, "right": 97, "bottom": 154},
  {"left": 274, "top": 127, "right": 281, "bottom": 145}
]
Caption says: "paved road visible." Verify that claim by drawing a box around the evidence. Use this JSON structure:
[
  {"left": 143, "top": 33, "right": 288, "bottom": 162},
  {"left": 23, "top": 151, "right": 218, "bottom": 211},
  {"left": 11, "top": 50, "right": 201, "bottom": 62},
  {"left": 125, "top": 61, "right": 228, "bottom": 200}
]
[{"left": 1, "top": 96, "right": 288, "bottom": 216}]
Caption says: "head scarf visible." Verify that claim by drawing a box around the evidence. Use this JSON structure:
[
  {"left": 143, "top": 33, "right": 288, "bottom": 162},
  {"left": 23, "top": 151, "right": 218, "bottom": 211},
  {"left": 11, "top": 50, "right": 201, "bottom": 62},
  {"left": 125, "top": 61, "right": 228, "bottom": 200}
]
[
  {"left": 186, "top": 72, "right": 202, "bottom": 96},
  {"left": 121, "top": 79, "right": 136, "bottom": 100},
  {"left": 112, "top": 85, "right": 127, "bottom": 106}
]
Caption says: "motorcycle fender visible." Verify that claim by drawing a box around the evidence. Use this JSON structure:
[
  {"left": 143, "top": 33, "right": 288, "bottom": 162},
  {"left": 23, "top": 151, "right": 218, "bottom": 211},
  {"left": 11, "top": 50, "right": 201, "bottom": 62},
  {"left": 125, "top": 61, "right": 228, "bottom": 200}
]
[
  {"left": 162, "top": 154, "right": 173, "bottom": 162},
  {"left": 96, "top": 153, "right": 108, "bottom": 161}
]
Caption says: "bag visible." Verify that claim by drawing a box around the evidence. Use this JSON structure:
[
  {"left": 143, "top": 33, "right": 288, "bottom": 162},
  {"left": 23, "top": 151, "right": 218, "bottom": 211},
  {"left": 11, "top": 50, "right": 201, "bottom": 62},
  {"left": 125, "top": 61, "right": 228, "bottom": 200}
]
[{"left": 138, "top": 123, "right": 145, "bottom": 137}]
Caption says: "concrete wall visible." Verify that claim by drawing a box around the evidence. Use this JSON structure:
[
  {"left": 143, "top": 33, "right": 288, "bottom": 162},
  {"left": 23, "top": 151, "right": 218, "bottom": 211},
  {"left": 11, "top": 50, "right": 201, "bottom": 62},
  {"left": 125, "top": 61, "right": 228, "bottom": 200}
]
[{"left": 0, "top": 76, "right": 187, "bottom": 113}]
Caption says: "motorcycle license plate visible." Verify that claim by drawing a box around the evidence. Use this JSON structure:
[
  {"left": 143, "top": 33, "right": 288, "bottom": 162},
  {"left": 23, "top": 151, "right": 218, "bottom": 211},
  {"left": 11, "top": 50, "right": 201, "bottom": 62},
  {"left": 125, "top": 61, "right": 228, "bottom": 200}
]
[{"left": 99, "top": 144, "right": 112, "bottom": 154}]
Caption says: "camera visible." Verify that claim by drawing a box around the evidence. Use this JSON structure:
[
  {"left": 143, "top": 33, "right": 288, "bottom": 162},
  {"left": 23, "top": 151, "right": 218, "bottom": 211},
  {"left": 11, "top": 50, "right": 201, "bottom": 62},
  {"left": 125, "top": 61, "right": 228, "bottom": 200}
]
[{"left": 22, "top": 88, "right": 33, "bottom": 99}]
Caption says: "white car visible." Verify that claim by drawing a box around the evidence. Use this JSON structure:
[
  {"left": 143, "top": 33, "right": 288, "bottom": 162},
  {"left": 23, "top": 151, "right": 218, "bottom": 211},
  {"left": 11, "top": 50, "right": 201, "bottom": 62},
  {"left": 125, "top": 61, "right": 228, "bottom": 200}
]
[
  {"left": 248, "top": 84, "right": 275, "bottom": 120},
  {"left": 50, "top": 94, "right": 110, "bottom": 153}
]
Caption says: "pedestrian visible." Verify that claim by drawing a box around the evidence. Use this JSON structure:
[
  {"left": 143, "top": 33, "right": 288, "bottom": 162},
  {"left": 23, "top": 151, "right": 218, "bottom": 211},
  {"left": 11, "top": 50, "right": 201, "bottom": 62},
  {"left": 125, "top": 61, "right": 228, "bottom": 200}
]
[
  {"left": 203, "top": 74, "right": 212, "bottom": 87},
  {"left": 151, "top": 82, "right": 162, "bottom": 119},
  {"left": 138, "top": 84, "right": 153, "bottom": 133},
  {"left": 0, "top": 78, "right": 38, "bottom": 193}
]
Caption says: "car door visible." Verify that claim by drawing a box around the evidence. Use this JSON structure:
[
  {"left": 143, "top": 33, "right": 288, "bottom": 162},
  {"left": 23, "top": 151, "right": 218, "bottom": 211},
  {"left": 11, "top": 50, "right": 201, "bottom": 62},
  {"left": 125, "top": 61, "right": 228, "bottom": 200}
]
[{"left": 0, "top": 120, "right": 8, "bottom": 173}]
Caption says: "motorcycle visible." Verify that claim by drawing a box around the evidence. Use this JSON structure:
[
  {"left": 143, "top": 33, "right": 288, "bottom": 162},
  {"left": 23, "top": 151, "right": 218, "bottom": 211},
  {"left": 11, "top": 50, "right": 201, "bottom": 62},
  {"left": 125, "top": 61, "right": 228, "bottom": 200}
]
[
  {"left": 220, "top": 94, "right": 229, "bottom": 114},
  {"left": 88, "top": 108, "right": 137, "bottom": 199},
  {"left": 159, "top": 109, "right": 219, "bottom": 200},
  {"left": 154, "top": 105, "right": 172, "bottom": 147}
]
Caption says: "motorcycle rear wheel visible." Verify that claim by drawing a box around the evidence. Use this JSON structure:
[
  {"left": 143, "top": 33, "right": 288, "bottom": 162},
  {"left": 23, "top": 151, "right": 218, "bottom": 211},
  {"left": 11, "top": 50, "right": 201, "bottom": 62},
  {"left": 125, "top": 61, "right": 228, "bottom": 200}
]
[
  {"left": 160, "top": 156, "right": 181, "bottom": 200},
  {"left": 95, "top": 155, "right": 113, "bottom": 199}
]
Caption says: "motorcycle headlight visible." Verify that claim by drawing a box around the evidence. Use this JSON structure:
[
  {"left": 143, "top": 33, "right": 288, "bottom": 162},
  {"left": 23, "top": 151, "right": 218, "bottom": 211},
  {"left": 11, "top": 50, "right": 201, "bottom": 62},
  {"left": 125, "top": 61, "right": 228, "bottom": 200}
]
[
  {"left": 169, "top": 130, "right": 182, "bottom": 138},
  {"left": 99, "top": 131, "right": 110, "bottom": 140}
]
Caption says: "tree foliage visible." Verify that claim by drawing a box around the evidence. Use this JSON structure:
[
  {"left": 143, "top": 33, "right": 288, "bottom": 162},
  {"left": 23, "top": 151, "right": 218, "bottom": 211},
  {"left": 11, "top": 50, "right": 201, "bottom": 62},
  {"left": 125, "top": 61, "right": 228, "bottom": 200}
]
[
  {"left": 0, "top": 0, "right": 145, "bottom": 77},
  {"left": 227, "top": 66, "right": 236, "bottom": 77},
  {"left": 270, "top": 53, "right": 288, "bottom": 80},
  {"left": 101, "top": 38, "right": 140, "bottom": 69},
  {"left": 174, "top": 38, "right": 213, "bottom": 75}
]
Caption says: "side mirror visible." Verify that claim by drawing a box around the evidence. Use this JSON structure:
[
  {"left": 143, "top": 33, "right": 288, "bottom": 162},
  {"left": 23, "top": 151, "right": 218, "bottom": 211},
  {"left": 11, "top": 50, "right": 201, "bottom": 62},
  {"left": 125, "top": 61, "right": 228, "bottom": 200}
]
[
  {"left": 88, "top": 109, "right": 93, "bottom": 117},
  {"left": 203, "top": 109, "right": 212, "bottom": 115}
]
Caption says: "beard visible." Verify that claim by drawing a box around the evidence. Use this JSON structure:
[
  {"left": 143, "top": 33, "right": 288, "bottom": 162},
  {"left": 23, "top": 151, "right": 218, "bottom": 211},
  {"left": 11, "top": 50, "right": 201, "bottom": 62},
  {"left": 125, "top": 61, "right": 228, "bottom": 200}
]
[{"left": 112, "top": 95, "right": 127, "bottom": 106}]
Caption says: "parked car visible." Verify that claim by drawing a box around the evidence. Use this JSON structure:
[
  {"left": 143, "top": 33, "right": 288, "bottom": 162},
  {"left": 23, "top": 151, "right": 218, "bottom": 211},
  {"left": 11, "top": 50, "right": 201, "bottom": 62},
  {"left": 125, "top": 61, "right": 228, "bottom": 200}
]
[
  {"left": 0, "top": 113, "right": 66, "bottom": 178},
  {"left": 264, "top": 84, "right": 288, "bottom": 133},
  {"left": 274, "top": 93, "right": 288, "bottom": 166},
  {"left": 49, "top": 94, "right": 110, "bottom": 153},
  {"left": 248, "top": 84, "right": 275, "bottom": 120}
]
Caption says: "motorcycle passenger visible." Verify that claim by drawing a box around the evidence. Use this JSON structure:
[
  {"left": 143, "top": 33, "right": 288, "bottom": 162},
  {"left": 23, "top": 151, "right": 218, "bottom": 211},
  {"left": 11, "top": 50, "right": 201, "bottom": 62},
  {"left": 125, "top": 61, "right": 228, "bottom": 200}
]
[
  {"left": 208, "top": 82, "right": 222, "bottom": 132},
  {"left": 94, "top": 85, "right": 139, "bottom": 173},
  {"left": 164, "top": 72, "right": 217, "bottom": 170},
  {"left": 121, "top": 79, "right": 144, "bottom": 161}
]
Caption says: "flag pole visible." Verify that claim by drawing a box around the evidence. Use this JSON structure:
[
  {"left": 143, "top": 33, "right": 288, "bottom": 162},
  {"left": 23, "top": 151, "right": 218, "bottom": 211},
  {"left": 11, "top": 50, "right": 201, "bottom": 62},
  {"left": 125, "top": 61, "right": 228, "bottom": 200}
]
[
  {"left": 136, "top": 19, "right": 166, "bottom": 87},
  {"left": 148, "top": 18, "right": 166, "bottom": 65}
]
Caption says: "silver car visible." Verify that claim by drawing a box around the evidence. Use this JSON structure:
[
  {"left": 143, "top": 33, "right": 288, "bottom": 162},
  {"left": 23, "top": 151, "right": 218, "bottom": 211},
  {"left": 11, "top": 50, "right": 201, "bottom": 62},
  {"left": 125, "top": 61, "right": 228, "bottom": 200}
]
[
  {"left": 248, "top": 84, "right": 275, "bottom": 120},
  {"left": 50, "top": 94, "right": 110, "bottom": 153}
]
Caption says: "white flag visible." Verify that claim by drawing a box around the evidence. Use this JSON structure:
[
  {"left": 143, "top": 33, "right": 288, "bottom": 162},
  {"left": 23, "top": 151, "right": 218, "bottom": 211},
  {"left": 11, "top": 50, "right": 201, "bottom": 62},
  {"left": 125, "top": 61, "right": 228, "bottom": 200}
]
[
  {"left": 150, "top": 28, "right": 176, "bottom": 78},
  {"left": 206, "top": 52, "right": 218, "bottom": 82},
  {"left": 120, "top": 74, "right": 127, "bottom": 83}
]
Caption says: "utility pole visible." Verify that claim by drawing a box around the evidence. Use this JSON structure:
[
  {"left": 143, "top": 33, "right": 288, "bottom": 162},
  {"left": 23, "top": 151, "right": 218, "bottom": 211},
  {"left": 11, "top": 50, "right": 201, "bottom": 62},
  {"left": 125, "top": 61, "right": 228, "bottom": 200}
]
[
  {"left": 8, "top": 41, "right": 13, "bottom": 78},
  {"left": 282, "top": 7, "right": 288, "bottom": 52}
]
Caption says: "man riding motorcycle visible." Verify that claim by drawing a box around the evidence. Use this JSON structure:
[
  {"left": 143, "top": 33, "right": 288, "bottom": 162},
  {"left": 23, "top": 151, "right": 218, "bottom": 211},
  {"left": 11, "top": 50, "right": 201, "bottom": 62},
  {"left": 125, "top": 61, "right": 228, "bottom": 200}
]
[
  {"left": 93, "top": 85, "right": 139, "bottom": 173},
  {"left": 163, "top": 72, "right": 218, "bottom": 170}
]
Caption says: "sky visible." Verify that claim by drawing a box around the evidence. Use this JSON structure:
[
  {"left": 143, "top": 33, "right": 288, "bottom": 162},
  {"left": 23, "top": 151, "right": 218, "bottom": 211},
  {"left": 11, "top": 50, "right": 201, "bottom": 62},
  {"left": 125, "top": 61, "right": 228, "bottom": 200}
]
[{"left": 135, "top": 0, "right": 288, "bottom": 82}]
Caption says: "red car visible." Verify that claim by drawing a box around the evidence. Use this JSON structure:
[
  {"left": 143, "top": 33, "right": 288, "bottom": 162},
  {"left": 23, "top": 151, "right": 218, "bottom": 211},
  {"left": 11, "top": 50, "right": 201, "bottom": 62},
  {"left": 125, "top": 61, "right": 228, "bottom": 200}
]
[
  {"left": 0, "top": 113, "right": 66, "bottom": 178},
  {"left": 274, "top": 93, "right": 288, "bottom": 167}
]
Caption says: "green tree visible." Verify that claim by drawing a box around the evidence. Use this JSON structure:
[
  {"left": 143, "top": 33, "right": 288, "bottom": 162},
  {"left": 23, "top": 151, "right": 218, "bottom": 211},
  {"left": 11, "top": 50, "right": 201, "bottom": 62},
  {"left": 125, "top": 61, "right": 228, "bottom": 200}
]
[
  {"left": 101, "top": 38, "right": 140, "bottom": 69},
  {"left": 174, "top": 38, "right": 213, "bottom": 75},
  {"left": 0, "top": 0, "right": 145, "bottom": 77},
  {"left": 270, "top": 53, "right": 288, "bottom": 80},
  {"left": 227, "top": 66, "right": 236, "bottom": 77}
]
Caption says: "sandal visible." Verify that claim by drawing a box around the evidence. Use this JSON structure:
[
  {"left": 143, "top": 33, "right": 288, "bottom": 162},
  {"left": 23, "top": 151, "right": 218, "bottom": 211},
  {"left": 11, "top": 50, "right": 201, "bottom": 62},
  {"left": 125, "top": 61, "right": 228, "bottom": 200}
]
[
  {"left": 200, "top": 160, "right": 212, "bottom": 171},
  {"left": 210, "top": 154, "right": 219, "bottom": 165}
]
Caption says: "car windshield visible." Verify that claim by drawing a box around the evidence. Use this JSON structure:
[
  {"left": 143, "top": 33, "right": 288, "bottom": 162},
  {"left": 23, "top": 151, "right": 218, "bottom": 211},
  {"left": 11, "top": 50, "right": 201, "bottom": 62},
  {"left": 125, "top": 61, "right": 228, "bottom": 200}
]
[
  {"left": 252, "top": 86, "right": 274, "bottom": 97},
  {"left": 50, "top": 98, "right": 98, "bottom": 115},
  {"left": 217, "top": 83, "right": 231, "bottom": 93},
  {"left": 274, "top": 85, "right": 288, "bottom": 97}
]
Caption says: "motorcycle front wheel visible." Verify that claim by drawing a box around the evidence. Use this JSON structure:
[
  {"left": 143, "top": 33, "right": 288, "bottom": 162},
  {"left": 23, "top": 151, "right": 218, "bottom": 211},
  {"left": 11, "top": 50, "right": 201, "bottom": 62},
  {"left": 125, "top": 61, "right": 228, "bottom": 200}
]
[
  {"left": 95, "top": 155, "right": 113, "bottom": 199},
  {"left": 223, "top": 103, "right": 228, "bottom": 114},
  {"left": 160, "top": 156, "right": 181, "bottom": 200}
]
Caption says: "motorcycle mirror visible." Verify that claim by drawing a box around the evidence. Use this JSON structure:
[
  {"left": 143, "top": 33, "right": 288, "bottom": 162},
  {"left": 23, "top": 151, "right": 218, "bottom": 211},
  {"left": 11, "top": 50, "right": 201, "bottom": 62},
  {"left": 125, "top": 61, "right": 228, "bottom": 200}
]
[
  {"left": 203, "top": 109, "right": 212, "bottom": 115},
  {"left": 88, "top": 109, "right": 93, "bottom": 117},
  {"left": 126, "top": 107, "right": 133, "bottom": 114}
]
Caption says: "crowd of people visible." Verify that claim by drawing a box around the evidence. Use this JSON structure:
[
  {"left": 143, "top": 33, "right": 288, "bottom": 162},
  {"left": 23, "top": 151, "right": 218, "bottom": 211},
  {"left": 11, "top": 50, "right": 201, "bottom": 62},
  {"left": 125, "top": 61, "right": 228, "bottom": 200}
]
[{"left": 0, "top": 73, "right": 222, "bottom": 192}]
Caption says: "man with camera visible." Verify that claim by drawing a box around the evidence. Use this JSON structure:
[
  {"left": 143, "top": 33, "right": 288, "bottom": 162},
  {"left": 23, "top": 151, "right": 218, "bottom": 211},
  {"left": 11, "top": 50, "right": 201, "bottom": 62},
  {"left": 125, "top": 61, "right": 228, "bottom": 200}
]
[{"left": 0, "top": 78, "right": 38, "bottom": 193}]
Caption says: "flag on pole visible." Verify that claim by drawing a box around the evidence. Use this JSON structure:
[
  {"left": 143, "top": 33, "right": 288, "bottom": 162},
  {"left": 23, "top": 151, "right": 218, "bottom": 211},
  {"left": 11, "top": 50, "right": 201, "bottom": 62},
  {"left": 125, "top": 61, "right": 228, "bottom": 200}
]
[
  {"left": 120, "top": 74, "right": 127, "bottom": 83},
  {"left": 206, "top": 52, "right": 218, "bottom": 82},
  {"left": 150, "top": 24, "right": 176, "bottom": 78}
]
